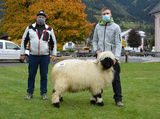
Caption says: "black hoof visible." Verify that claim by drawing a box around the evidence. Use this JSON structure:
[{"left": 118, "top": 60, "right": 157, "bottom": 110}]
[
  {"left": 60, "top": 97, "right": 63, "bottom": 102},
  {"left": 97, "top": 102, "right": 104, "bottom": 106},
  {"left": 90, "top": 100, "right": 96, "bottom": 105},
  {"left": 53, "top": 103, "right": 60, "bottom": 108}
]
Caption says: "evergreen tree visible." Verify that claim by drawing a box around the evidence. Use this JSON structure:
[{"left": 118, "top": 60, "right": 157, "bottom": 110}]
[{"left": 128, "top": 28, "right": 141, "bottom": 48}]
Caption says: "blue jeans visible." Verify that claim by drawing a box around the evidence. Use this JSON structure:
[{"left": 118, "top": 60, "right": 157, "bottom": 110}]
[{"left": 27, "top": 55, "right": 50, "bottom": 95}]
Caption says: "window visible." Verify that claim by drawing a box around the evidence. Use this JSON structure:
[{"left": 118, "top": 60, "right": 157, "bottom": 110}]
[
  {"left": 0, "top": 42, "right": 3, "bottom": 49},
  {"left": 68, "top": 43, "right": 72, "bottom": 46},
  {"left": 5, "top": 42, "right": 20, "bottom": 50}
]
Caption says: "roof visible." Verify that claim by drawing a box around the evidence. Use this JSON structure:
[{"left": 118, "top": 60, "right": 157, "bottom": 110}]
[
  {"left": 121, "top": 29, "right": 145, "bottom": 37},
  {"left": 121, "top": 29, "right": 132, "bottom": 36},
  {"left": 150, "top": 2, "right": 160, "bottom": 14}
]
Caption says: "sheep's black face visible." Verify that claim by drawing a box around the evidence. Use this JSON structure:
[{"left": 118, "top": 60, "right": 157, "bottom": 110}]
[{"left": 100, "top": 57, "right": 114, "bottom": 70}]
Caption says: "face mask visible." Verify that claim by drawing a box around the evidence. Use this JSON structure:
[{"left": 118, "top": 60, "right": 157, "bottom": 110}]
[
  {"left": 102, "top": 14, "right": 111, "bottom": 22},
  {"left": 37, "top": 17, "right": 45, "bottom": 25}
]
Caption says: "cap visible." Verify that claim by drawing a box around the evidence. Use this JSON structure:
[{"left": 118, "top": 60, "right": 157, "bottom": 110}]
[{"left": 37, "top": 10, "right": 46, "bottom": 17}]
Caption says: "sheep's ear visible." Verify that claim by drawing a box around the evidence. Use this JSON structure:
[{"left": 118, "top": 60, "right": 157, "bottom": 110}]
[{"left": 93, "top": 59, "right": 99, "bottom": 64}]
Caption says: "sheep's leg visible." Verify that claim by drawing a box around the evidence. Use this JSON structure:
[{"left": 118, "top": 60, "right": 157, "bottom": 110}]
[
  {"left": 90, "top": 95, "right": 97, "bottom": 105},
  {"left": 90, "top": 89, "right": 104, "bottom": 106},
  {"left": 52, "top": 89, "right": 60, "bottom": 108},
  {"left": 52, "top": 81, "right": 68, "bottom": 108},
  {"left": 59, "top": 95, "right": 63, "bottom": 102},
  {"left": 95, "top": 93, "right": 104, "bottom": 106}
]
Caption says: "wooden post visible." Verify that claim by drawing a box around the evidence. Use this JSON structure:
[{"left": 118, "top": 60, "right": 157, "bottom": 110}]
[{"left": 125, "top": 52, "right": 129, "bottom": 63}]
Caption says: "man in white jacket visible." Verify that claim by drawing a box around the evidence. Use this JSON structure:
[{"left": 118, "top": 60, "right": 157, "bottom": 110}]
[
  {"left": 93, "top": 8, "right": 124, "bottom": 107},
  {"left": 20, "top": 10, "right": 57, "bottom": 100}
]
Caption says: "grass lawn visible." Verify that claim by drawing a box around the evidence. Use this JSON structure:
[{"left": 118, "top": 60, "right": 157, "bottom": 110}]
[{"left": 0, "top": 62, "right": 160, "bottom": 119}]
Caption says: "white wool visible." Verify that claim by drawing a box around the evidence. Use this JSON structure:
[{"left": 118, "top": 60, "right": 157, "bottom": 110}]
[{"left": 51, "top": 51, "right": 115, "bottom": 99}]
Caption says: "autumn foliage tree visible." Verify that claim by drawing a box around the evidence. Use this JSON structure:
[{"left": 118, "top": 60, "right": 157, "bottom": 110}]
[
  {"left": 0, "top": 0, "right": 94, "bottom": 49},
  {"left": 0, "top": 0, "right": 35, "bottom": 39}
]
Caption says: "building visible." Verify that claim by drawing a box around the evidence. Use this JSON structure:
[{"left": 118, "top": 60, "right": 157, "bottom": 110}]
[
  {"left": 150, "top": 2, "right": 160, "bottom": 52},
  {"left": 63, "top": 41, "right": 75, "bottom": 50}
]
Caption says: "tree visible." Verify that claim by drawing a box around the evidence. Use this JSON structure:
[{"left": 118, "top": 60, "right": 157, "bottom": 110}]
[
  {"left": 128, "top": 28, "right": 141, "bottom": 48},
  {"left": 0, "top": 0, "right": 94, "bottom": 49},
  {"left": 0, "top": 0, "right": 36, "bottom": 39},
  {"left": 149, "top": 35, "right": 155, "bottom": 50}
]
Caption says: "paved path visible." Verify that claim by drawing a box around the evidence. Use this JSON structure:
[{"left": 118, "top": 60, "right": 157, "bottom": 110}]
[
  {"left": 1, "top": 56, "right": 160, "bottom": 66},
  {"left": 120, "top": 56, "right": 160, "bottom": 63}
]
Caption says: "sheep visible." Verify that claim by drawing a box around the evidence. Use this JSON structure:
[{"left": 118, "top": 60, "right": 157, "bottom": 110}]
[{"left": 51, "top": 51, "right": 115, "bottom": 108}]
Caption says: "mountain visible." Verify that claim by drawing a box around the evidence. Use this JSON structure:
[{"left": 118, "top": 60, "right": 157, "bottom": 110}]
[
  {"left": 0, "top": 0, "right": 159, "bottom": 24},
  {"left": 0, "top": 0, "right": 4, "bottom": 19},
  {"left": 82, "top": 0, "right": 159, "bottom": 23},
  {"left": 82, "top": 0, "right": 134, "bottom": 23},
  {"left": 116, "top": 0, "right": 159, "bottom": 22}
]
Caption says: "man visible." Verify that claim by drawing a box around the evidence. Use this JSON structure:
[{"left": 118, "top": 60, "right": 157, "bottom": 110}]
[
  {"left": 93, "top": 8, "right": 124, "bottom": 107},
  {"left": 20, "top": 10, "right": 57, "bottom": 100}
]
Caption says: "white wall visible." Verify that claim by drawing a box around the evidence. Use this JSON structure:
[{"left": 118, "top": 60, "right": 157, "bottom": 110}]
[{"left": 154, "top": 12, "right": 160, "bottom": 52}]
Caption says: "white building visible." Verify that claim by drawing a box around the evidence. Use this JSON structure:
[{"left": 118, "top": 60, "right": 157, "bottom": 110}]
[
  {"left": 121, "top": 29, "right": 146, "bottom": 52},
  {"left": 150, "top": 2, "right": 160, "bottom": 52},
  {"left": 63, "top": 42, "right": 75, "bottom": 50}
]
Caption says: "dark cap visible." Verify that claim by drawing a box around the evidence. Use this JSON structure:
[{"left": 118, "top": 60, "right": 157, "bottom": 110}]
[{"left": 37, "top": 10, "right": 46, "bottom": 17}]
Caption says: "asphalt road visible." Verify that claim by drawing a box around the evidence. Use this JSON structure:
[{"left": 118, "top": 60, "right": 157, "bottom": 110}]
[{"left": 0, "top": 56, "right": 160, "bottom": 66}]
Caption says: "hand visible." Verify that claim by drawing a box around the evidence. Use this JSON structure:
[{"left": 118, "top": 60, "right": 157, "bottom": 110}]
[
  {"left": 20, "top": 55, "right": 26, "bottom": 62},
  {"left": 114, "top": 59, "right": 119, "bottom": 64},
  {"left": 114, "top": 59, "right": 117, "bottom": 64},
  {"left": 96, "top": 50, "right": 101, "bottom": 54},
  {"left": 51, "top": 56, "right": 56, "bottom": 62}
]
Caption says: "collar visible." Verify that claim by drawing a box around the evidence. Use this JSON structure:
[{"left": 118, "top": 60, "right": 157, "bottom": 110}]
[
  {"left": 98, "top": 17, "right": 114, "bottom": 26},
  {"left": 32, "top": 22, "right": 49, "bottom": 29}
]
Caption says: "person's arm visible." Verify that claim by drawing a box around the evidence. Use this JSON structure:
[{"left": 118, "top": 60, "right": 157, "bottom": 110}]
[
  {"left": 114, "top": 26, "right": 122, "bottom": 61},
  {"left": 50, "top": 28, "right": 57, "bottom": 61},
  {"left": 93, "top": 25, "right": 100, "bottom": 54},
  {"left": 20, "top": 26, "right": 30, "bottom": 61}
]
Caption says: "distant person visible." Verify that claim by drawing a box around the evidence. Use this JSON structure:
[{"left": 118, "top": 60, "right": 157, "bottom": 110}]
[
  {"left": 93, "top": 7, "right": 124, "bottom": 107},
  {"left": 20, "top": 10, "right": 57, "bottom": 100}
]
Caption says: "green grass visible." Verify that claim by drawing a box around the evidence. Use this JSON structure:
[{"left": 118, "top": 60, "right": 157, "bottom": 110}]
[
  {"left": 0, "top": 63, "right": 160, "bottom": 119},
  {"left": 120, "top": 22, "right": 139, "bottom": 29}
]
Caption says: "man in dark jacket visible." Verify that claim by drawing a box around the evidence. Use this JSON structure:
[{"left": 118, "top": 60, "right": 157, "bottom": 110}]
[
  {"left": 20, "top": 10, "right": 57, "bottom": 100},
  {"left": 93, "top": 8, "right": 124, "bottom": 107}
]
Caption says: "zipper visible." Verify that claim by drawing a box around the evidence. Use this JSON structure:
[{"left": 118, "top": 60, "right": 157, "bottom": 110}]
[
  {"left": 36, "top": 27, "right": 50, "bottom": 55},
  {"left": 36, "top": 30, "right": 41, "bottom": 56},
  {"left": 103, "top": 24, "right": 107, "bottom": 51}
]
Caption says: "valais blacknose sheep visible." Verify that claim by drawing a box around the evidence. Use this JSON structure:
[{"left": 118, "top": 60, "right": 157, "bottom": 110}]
[{"left": 51, "top": 51, "right": 115, "bottom": 108}]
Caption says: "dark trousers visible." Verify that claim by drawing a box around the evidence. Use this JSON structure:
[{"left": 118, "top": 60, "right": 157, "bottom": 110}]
[
  {"left": 27, "top": 55, "right": 50, "bottom": 95},
  {"left": 112, "top": 62, "right": 122, "bottom": 102}
]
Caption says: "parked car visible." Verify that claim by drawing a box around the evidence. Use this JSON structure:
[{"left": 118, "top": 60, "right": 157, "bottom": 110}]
[{"left": 0, "top": 39, "right": 29, "bottom": 62}]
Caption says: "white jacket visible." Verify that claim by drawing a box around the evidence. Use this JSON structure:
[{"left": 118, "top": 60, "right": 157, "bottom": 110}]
[{"left": 20, "top": 23, "right": 57, "bottom": 56}]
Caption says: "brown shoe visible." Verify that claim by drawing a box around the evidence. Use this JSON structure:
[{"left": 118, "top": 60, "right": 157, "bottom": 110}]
[{"left": 116, "top": 101, "right": 124, "bottom": 107}]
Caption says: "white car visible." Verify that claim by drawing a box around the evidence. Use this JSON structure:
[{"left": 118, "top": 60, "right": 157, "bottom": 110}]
[{"left": 0, "top": 39, "right": 29, "bottom": 62}]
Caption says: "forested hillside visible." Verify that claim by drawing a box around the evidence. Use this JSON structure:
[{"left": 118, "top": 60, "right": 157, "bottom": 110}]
[
  {"left": 0, "top": 0, "right": 159, "bottom": 23},
  {"left": 82, "top": 0, "right": 159, "bottom": 23},
  {"left": 0, "top": 0, "right": 159, "bottom": 35},
  {"left": 0, "top": 0, "right": 4, "bottom": 19}
]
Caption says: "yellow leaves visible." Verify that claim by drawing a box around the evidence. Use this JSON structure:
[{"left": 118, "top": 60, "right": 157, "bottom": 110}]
[
  {"left": 12, "top": 39, "right": 22, "bottom": 46},
  {"left": 0, "top": 0, "right": 94, "bottom": 49}
]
